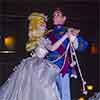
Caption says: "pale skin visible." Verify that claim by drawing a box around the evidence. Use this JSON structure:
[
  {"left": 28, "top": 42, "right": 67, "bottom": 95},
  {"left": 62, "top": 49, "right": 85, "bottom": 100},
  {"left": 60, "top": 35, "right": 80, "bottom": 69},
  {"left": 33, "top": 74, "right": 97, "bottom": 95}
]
[
  {"left": 28, "top": 13, "right": 80, "bottom": 52},
  {"left": 48, "top": 9, "right": 80, "bottom": 51},
  {"left": 49, "top": 29, "right": 80, "bottom": 51},
  {"left": 28, "top": 17, "right": 70, "bottom": 51}
]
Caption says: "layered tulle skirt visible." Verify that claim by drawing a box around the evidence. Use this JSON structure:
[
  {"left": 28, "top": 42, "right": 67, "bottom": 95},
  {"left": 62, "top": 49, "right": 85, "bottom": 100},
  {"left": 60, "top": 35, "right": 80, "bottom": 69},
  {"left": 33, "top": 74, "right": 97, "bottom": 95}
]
[{"left": 0, "top": 56, "right": 60, "bottom": 100}]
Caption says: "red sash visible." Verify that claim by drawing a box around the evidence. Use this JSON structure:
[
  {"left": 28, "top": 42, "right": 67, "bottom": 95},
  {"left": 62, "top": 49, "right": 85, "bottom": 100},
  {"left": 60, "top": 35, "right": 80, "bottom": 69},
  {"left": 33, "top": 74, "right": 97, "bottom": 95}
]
[{"left": 48, "top": 32, "right": 70, "bottom": 77}]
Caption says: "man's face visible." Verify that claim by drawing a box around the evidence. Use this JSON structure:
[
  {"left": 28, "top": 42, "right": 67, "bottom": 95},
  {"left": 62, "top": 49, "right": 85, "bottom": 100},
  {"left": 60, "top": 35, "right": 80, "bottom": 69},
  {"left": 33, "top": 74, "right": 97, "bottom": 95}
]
[{"left": 53, "top": 10, "right": 66, "bottom": 25}]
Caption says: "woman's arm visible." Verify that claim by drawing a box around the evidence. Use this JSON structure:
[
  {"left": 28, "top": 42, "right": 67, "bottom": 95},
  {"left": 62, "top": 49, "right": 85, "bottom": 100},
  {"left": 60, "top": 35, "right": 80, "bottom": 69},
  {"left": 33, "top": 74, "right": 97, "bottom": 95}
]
[
  {"left": 47, "top": 28, "right": 80, "bottom": 51},
  {"left": 47, "top": 32, "right": 68, "bottom": 51}
]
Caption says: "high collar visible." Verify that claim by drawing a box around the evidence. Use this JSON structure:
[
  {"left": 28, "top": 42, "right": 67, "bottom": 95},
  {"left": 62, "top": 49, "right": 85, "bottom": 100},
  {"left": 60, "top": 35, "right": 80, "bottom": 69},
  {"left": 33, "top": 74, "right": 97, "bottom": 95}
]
[{"left": 54, "top": 25, "right": 65, "bottom": 32}]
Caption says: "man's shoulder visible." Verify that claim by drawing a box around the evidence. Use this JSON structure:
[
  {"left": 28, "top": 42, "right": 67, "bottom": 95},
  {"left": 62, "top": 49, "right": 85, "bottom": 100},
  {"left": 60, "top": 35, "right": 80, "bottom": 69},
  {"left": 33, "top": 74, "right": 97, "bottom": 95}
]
[
  {"left": 46, "top": 29, "right": 53, "bottom": 34},
  {"left": 63, "top": 26, "right": 68, "bottom": 31},
  {"left": 44, "top": 29, "right": 53, "bottom": 38}
]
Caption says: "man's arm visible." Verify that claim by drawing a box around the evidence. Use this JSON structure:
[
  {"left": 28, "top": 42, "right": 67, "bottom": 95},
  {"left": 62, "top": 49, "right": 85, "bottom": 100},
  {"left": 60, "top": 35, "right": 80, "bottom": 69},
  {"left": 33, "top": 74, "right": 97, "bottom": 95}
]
[
  {"left": 76, "top": 36, "right": 89, "bottom": 52},
  {"left": 67, "top": 28, "right": 88, "bottom": 51}
]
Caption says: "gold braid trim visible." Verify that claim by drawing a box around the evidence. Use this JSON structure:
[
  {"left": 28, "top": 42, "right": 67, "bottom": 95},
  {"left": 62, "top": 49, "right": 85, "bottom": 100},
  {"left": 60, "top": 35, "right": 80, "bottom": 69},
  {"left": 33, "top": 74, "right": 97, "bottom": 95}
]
[{"left": 45, "top": 29, "right": 53, "bottom": 35}]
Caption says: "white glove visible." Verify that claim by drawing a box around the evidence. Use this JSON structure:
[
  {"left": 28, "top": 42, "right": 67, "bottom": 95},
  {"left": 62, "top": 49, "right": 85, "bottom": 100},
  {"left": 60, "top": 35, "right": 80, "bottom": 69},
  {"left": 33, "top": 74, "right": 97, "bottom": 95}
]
[
  {"left": 69, "top": 33, "right": 77, "bottom": 42},
  {"left": 68, "top": 34, "right": 78, "bottom": 49}
]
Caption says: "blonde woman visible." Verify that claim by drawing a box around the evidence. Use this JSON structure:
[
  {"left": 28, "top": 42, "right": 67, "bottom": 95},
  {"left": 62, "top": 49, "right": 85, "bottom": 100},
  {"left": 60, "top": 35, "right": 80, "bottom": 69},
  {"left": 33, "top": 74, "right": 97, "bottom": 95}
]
[{"left": 0, "top": 12, "right": 71, "bottom": 100}]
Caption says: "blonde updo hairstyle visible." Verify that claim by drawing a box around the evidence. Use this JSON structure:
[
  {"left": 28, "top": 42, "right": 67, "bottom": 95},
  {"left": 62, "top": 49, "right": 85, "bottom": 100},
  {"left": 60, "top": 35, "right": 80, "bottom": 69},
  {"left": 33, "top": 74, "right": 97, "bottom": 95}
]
[{"left": 26, "top": 12, "right": 47, "bottom": 52}]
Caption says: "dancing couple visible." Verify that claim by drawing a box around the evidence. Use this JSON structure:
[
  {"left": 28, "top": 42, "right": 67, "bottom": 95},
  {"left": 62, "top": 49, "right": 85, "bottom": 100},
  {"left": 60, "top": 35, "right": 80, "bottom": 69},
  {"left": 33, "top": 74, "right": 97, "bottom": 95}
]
[{"left": 0, "top": 8, "right": 88, "bottom": 100}]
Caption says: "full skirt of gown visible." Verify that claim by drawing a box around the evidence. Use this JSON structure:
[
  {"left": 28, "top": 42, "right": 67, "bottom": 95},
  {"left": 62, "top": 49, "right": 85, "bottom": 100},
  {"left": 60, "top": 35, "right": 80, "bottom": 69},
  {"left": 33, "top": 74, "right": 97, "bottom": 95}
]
[{"left": 0, "top": 56, "right": 60, "bottom": 100}]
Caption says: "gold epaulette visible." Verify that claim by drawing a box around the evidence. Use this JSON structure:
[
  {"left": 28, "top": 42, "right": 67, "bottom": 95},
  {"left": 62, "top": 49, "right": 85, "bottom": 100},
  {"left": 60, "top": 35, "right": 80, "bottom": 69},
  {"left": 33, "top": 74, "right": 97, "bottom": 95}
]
[{"left": 45, "top": 29, "right": 53, "bottom": 35}]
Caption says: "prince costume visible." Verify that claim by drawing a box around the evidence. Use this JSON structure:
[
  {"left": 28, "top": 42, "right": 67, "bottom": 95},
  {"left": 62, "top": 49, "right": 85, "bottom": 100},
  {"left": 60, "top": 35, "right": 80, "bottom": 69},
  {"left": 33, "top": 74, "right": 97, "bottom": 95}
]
[{"left": 46, "top": 25, "right": 88, "bottom": 100}]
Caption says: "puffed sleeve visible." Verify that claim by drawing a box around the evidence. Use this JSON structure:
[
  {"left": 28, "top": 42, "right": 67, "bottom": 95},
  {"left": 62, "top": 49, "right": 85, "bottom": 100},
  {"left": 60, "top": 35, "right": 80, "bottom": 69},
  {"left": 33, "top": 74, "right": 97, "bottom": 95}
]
[{"left": 39, "top": 37, "right": 52, "bottom": 50}]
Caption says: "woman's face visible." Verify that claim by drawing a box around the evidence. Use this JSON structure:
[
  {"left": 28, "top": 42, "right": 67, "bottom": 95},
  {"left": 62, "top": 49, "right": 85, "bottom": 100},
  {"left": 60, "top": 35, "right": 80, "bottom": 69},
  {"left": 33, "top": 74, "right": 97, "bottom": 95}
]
[
  {"left": 37, "top": 19, "right": 47, "bottom": 32},
  {"left": 28, "top": 18, "right": 47, "bottom": 39}
]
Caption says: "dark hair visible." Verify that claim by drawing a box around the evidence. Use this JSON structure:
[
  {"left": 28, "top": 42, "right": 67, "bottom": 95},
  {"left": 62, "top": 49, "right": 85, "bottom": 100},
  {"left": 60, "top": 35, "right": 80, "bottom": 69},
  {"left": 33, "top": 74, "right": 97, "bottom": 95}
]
[{"left": 53, "top": 7, "right": 65, "bottom": 16}]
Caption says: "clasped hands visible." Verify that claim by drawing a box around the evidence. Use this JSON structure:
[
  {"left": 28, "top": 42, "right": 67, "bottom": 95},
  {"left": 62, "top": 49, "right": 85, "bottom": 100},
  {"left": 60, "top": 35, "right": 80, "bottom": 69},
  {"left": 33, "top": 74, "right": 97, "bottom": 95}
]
[{"left": 66, "top": 28, "right": 80, "bottom": 42}]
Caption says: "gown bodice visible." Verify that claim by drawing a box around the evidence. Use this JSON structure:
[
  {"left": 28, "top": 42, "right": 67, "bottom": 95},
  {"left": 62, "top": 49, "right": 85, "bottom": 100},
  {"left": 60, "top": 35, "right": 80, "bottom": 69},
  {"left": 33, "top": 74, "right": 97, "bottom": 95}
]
[
  {"left": 31, "top": 37, "right": 51, "bottom": 58},
  {"left": 35, "top": 46, "right": 48, "bottom": 58}
]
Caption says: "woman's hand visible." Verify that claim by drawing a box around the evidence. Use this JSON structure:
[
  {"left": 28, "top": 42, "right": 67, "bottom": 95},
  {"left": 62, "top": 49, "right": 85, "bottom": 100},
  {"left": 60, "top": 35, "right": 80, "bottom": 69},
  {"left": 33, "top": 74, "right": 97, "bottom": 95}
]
[
  {"left": 68, "top": 28, "right": 80, "bottom": 36},
  {"left": 67, "top": 28, "right": 80, "bottom": 42}
]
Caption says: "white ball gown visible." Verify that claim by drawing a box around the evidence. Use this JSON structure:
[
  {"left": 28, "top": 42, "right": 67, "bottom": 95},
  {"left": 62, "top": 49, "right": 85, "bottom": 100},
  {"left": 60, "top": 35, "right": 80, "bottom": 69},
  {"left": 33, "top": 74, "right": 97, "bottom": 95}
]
[{"left": 0, "top": 38, "right": 61, "bottom": 100}]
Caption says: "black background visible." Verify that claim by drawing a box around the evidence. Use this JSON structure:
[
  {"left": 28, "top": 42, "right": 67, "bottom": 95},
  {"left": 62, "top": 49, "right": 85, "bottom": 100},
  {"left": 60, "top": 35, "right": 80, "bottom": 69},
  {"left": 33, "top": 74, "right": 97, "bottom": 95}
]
[{"left": 0, "top": 0, "right": 99, "bottom": 99}]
